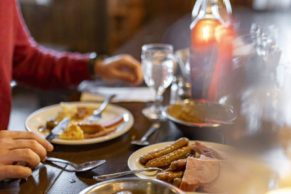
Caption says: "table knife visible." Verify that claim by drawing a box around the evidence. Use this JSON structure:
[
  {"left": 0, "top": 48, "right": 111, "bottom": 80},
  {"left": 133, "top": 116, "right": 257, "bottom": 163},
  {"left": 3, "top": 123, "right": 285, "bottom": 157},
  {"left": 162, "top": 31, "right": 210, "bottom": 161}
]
[{"left": 46, "top": 117, "right": 70, "bottom": 141}]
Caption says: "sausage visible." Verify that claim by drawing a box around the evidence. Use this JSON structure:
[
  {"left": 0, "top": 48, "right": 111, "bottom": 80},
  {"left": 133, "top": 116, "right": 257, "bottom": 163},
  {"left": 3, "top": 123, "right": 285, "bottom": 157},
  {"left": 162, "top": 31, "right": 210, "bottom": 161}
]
[
  {"left": 168, "top": 159, "right": 187, "bottom": 171},
  {"left": 173, "top": 178, "right": 182, "bottom": 188},
  {"left": 145, "top": 146, "right": 192, "bottom": 168},
  {"left": 156, "top": 171, "right": 183, "bottom": 183},
  {"left": 139, "top": 138, "right": 189, "bottom": 165}
]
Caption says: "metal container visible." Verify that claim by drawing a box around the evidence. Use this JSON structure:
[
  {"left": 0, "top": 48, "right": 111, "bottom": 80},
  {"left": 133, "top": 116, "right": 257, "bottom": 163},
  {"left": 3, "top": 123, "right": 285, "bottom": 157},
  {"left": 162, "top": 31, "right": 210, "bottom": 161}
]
[
  {"left": 165, "top": 100, "right": 236, "bottom": 142},
  {"left": 79, "top": 178, "right": 184, "bottom": 194}
]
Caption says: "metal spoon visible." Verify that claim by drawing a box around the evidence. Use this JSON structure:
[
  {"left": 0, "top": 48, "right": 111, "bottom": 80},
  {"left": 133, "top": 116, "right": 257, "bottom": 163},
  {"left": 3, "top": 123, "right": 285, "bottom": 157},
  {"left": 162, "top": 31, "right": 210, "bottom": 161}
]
[
  {"left": 93, "top": 167, "right": 162, "bottom": 181},
  {"left": 45, "top": 157, "right": 106, "bottom": 172},
  {"left": 131, "top": 122, "right": 160, "bottom": 146}
]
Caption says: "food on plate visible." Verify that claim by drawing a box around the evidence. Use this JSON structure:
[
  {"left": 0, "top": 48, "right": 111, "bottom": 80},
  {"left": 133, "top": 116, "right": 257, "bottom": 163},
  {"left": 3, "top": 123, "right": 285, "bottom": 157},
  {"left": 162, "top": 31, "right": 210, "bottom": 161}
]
[
  {"left": 78, "top": 121, "right": 105, "bottom": 134},
  {"left": 167, "top": 100, "right": 235, "bottom": 125},
  {"left": 167, "top": 103, "right": 206, "bottom": 123},
  {"left": 145, "top": 146, "right": 192, "bottom": 168},
  {"left": 137, "top": 139, "right": 273, "bottom": 194},
  {"left": 179, "top": 157, "right": 220, "bottom": 192},
  {"left": 156, "top": 171, "right": 184, "bottom": 183},
  {"left": 173, "top": 178, "right": 182, "bottom": 188},
  {"left": 168, "top": 159, "right": 187, "bottom": 171},
  {"left": 59, "top": 124, "right": 84, "bottom": 140},
  {"left": 191, "top": 142, "right": 223, "bottom": 159},
  {"left": 139, "top": 137, "right": 189, "bottom": 165},
  {"left": 39, "top": 103, "right": 124, "bottom": 140}
]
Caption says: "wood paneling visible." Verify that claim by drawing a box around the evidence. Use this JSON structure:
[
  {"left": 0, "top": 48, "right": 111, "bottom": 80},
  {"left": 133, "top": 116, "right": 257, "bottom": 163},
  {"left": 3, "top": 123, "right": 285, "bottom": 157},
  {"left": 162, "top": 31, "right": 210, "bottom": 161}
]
[
  {"left": 20, "top": 0, "right": 106, "bottom": 53},
  {"left": 20, "top": 0, "right": 250, "bottom": 54}
]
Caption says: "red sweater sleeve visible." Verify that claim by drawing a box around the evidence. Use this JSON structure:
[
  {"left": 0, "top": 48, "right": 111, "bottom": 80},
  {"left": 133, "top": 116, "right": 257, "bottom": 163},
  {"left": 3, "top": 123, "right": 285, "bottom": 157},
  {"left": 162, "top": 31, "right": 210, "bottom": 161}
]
[{"left": 12, "top": 2, "right": 91, "bottom": 89}]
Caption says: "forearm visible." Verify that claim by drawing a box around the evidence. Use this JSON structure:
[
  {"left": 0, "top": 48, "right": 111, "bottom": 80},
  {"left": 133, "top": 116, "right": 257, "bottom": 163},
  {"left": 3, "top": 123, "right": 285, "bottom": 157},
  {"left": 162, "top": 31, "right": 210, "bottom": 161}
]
[
  {"left": 12, "top": 1, "right": 91, "bottom": 89},
  {"left": 13, "top": 43, "right": 91, "bottom": 89}
]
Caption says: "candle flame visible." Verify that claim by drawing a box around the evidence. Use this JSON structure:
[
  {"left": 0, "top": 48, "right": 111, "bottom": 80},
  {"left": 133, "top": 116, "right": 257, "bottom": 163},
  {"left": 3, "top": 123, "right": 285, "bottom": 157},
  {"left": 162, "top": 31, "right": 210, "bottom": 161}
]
[
  {"left": 201, "top": 25, "right": 212, "bottom": 41},
  {"left": 191, "top": 19, "right": 235, "bottom": 46}
]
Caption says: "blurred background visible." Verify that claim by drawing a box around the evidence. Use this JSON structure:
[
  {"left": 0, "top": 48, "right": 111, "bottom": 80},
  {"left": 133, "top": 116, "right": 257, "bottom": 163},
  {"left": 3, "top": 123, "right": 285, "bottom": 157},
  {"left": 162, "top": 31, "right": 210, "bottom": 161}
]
[
  {"left": 19, "top": 0, "right": 252, "bottom": 54},
  {"left": 11, "top": 0, "right": 291, "bottom": 129}
]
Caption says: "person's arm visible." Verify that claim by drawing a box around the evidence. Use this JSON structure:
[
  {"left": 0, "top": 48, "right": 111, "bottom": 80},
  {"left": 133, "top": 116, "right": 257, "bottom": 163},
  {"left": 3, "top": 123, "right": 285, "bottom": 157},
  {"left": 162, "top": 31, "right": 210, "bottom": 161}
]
[
  {"left": 12, "top": 2, "right": 91, "bottom": 89},
  {"left": 0, "top": 131, "right": 53, "bottom": 180},
  {"left": 12, "top": 2, "right": 143, "bottom": 88}
]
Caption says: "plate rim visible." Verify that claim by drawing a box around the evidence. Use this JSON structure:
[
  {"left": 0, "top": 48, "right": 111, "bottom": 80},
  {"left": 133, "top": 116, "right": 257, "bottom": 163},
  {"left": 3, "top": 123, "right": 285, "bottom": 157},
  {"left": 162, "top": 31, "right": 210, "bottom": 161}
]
[{"left": 25, "top": 102, "right": 134, "bottom": 145}]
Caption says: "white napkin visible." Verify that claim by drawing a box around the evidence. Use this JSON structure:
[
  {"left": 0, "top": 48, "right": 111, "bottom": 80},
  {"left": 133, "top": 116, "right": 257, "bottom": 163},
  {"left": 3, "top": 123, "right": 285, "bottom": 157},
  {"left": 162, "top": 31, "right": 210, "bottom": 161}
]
[{"left": 80, "top": 87, "right": 155, "bottom": 102}]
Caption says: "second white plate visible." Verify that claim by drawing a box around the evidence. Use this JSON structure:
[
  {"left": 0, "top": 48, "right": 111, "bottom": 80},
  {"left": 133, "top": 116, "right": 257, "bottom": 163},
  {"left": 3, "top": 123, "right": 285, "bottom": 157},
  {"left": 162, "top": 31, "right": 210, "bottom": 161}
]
[{"left": 26, "top": 102, "right": 134, "bottom": 145}]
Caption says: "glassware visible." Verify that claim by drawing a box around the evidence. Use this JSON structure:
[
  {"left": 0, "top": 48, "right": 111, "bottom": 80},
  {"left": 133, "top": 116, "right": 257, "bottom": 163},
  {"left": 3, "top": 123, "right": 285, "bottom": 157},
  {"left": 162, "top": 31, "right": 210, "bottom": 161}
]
[
  {"left": 190, "top": 0, "right": 234, "bottom": 100},
  {"left": 141, "top": 44, "right": 175, "bottom": 120}
]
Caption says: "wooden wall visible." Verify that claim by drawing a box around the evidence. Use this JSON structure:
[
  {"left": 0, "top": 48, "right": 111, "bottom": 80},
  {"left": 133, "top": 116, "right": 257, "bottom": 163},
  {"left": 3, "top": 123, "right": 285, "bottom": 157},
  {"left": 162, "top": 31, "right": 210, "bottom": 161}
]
[
  {"left": 21, "top": 0, "right": 107, "bottom": 53},
  {"left": 20, "top": 0, "right": 251, "bottom": 54}
]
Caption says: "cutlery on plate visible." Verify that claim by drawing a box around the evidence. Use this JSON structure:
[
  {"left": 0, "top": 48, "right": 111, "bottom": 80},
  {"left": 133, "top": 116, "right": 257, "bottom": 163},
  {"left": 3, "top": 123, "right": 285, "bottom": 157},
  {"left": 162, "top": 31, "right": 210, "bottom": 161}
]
[
  {"left": 86, "top": 94, "right": 116, "bottom": 122},
  {"left": 131, "top": 122, "right": 160, "bottom": 146},
  {"left": 46, "top": 117, "right": 70, "bottom": 141},
  {"left": 45, "top": 157, "right": 106, "bottom": 172},
  {"left": 93, "top": 167, "right": 162, "bottom": 181}
]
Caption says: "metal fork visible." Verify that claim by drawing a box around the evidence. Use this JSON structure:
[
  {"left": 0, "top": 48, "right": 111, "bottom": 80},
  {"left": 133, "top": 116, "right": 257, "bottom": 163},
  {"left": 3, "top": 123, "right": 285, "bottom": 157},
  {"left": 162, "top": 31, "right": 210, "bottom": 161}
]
[
  {"left": 93, "top": 167, "right": 162, "bottom": 181},
  {"left": 86, "top": 94, "right": 116, "bottom": 122}
]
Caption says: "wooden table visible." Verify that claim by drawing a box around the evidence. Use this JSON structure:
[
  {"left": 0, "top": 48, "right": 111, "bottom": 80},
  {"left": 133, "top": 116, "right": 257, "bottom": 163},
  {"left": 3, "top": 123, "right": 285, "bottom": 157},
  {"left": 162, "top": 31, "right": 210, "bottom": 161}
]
[
  {"left": 0, "top": 95, "right": 228, "bottom": 194},
  {"left": 0, "top": 102, "right": 185, "bottom": 194}
]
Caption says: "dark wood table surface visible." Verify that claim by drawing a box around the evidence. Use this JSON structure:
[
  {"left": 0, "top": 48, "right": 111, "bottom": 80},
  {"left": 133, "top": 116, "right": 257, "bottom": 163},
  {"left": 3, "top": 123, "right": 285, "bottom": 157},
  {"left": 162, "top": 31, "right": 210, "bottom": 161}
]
[
  {"left": 2, "top": 6, "right": 291, "bottom": 194},
  {"left": 0, "top": 102, "right": 186, "bottom": 194}
]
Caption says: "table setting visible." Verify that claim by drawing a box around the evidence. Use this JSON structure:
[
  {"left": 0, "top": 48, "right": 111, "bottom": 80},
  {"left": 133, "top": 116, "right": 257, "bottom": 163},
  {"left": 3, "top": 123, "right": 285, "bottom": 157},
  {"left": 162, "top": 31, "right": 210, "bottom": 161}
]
[{"left": 2, "top": 1, "right": 291, "bottom": 194}]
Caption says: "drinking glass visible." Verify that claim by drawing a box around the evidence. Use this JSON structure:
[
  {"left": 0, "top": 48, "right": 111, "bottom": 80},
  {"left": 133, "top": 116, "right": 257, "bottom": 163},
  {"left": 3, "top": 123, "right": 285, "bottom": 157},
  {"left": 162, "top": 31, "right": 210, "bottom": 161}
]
[{"left": 141, "top": 44, "right": 175, "bottom": 120}]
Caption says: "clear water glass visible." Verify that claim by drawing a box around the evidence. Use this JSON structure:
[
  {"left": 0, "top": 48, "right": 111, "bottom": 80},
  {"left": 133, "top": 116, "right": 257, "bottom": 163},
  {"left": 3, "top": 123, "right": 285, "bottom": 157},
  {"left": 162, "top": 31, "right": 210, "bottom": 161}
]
[{"left": 141, "top": 44, "right": 175, "bottom": 120}]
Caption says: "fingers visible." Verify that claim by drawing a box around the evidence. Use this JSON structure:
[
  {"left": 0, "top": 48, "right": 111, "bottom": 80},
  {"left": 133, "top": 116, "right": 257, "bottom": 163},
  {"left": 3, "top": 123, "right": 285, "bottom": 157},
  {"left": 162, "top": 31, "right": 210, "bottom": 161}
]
[
  {"left": 0, "top": 165, "right": 32, "bottom": 181},
  {"left": 111, "top": 69, "right": 136, "bottom": 83},
  {"left": 10, "top": 139, "right": 47, "bottom": 161},
  {"left": 114, "top": 55, "right": 143, "bottom": 85},
  {"left": 96, "top": 55, "right": 143, "bottom": 85},
  {"left": 6, "top": 149, "right": 41, "bottom": 168},
  {"left": 0, "top": 131, "right": 53, "bottom": 152}
]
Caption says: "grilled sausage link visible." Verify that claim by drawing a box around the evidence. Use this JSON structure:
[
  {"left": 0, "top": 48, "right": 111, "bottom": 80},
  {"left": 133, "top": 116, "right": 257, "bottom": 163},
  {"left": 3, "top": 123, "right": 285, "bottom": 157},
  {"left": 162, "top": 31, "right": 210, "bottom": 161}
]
[
  {"left": 168, "top": 158, "right": 187, "bottom": 171},
  {"left": 139, "top": 138, "right": 189, "bottom": 165},
  {"left": 173, "top": 178, "right": 182, "bottom": 188},
  {"left": 156, "top": 171, "right": 183, "bottom": 183},
  {"left": 145, "top": 146, "right": 192, "bottom": 168}
]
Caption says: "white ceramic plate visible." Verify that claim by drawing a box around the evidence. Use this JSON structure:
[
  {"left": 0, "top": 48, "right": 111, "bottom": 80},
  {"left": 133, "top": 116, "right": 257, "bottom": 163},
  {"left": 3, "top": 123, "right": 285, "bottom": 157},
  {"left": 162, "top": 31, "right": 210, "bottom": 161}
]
[
  {"left": 128, "top": 141, "right": 230, "bottom": 179},
  {"left": 128, "top": 141, "right": 230, "bottom": 194},
  {"left": 26, "top": 102, "right": 134, "bottom": 145},
  {"left": 128, "top": 141, "right": 276, "bottom": 194}
]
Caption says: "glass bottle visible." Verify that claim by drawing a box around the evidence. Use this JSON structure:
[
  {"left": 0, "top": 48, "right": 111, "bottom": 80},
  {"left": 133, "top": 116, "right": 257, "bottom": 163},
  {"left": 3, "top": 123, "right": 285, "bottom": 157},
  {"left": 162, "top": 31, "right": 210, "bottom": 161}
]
[{"left": 190, "top": 0, "right": 234, "bottom": 100}]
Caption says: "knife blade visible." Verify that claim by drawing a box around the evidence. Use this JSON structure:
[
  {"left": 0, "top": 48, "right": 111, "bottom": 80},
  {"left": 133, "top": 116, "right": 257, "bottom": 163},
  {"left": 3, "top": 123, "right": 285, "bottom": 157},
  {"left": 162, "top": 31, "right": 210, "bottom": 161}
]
[{"left": 46, "top": 117, "right": 70, "bottom": 141}]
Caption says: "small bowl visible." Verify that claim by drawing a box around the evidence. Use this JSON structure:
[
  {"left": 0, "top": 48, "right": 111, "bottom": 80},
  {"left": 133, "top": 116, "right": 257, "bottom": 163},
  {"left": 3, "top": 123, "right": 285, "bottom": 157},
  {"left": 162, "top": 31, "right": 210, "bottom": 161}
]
[
  {"left": 79, "top": 178, "right": 184, "bottom": 194},
  {"left": 165, "top": 100, "right": 236, "bottom": 139}
]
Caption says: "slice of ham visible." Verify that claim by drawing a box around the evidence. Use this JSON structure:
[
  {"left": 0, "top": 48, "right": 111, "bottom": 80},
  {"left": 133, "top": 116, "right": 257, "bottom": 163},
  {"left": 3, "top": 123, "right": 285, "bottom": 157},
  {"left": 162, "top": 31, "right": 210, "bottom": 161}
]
[
  {"left": 179, "top": 157, "right": 220, "bottom": 192},
  {"left": 191, "top": 142, "right": 223, "bottom": 159}
]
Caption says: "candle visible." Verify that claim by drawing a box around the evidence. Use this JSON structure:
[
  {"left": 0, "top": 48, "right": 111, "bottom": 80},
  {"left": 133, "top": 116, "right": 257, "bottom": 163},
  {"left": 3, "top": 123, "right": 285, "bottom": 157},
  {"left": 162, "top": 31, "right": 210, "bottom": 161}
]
[
  {"left": 191, "top": 19, "right": 221, "bottom": 48},
  {"left": 266, "top": 188, "right": 291, "bottom": 194}
]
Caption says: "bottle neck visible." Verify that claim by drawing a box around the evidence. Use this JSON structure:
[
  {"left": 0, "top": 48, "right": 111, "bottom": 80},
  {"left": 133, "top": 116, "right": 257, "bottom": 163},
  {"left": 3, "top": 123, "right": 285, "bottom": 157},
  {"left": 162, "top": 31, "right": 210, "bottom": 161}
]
[{"left": 191, "top": 0, "right": 232, "bottom": 29}]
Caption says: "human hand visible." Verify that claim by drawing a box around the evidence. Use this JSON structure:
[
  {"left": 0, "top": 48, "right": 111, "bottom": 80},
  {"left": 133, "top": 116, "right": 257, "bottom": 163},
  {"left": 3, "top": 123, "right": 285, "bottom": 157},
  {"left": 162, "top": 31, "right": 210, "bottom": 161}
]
[
  {"left": 94, "top": 54, "right": 143, "bottom": 85},
  {"left": 0, "top": 131, "right": 54, "bottom": 180}
]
